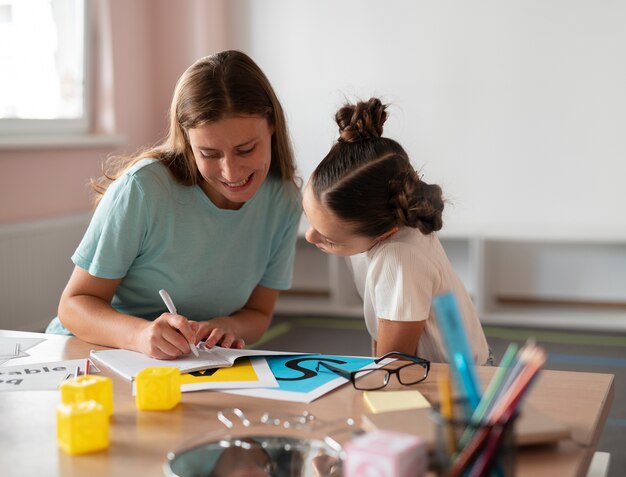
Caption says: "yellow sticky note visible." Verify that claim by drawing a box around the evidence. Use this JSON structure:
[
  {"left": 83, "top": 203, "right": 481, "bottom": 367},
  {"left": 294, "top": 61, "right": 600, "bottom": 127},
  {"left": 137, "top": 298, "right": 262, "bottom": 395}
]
[{"left": 363, "top": 390, "right": 431, "bottom": 414}]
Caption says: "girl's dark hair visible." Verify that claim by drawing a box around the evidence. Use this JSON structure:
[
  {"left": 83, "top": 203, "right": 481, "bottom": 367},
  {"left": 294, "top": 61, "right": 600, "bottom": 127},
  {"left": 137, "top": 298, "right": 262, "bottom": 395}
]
[
  {"left": 91, "top": 50, "right": 296, "bottom": 204},
  {"left": 310, "top": 97, "right": 444, "bottom": 237}
]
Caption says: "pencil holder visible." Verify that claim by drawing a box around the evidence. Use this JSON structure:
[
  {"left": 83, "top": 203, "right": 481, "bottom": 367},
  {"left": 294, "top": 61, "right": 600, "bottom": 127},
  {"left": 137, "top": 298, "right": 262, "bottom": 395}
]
[
  {"left": 60, "top": 375, "right": 113, "bottom": 416},
  {"left": 56, "top": 400, "right": 109, "bottom": 454},
  {"left": 430, "top": 405, "right": 517, "bottom": 477},
  {"left": 135, "top": 366, "right": 181, "bottom": 411}
]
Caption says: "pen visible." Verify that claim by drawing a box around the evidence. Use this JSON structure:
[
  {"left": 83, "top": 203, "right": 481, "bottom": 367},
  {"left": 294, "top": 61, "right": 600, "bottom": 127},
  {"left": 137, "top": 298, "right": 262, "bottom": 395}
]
[
  {"left": 85, "top": 359, "right": 91, "bottom": 376},
  {"left": 433, "top": 292, "right": 482, "bottom": 418},
  {"left": 74, "top": 366, "right": 81, "bottom": 378},
  {"left": 438, "top": 369, "right": 457, "bottom": 458},
  {"left": 159, "top": 289, "right": 200, "bottom": 357}
]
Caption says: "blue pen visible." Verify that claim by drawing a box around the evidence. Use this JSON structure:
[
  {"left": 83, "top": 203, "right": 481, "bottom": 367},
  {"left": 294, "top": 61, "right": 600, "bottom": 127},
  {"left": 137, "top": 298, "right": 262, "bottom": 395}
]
[{"left": 433, "top": 292, "right": 482, "bottom": 419}]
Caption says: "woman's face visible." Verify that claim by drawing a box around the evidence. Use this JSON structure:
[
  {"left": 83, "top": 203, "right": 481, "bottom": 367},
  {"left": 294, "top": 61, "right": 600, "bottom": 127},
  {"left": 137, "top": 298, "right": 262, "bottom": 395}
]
[
  {"left": 302, "top": 182, "right": 382, "bottom": 256},
  {"left": 188, "top": 115, "right": 273, "bottom": 210}
]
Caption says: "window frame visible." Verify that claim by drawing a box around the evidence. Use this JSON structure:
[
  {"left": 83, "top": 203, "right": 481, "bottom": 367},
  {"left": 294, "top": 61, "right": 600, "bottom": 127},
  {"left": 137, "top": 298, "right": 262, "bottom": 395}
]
[{"left": 0, "top": 0, "right": 91, "bottom": 138}]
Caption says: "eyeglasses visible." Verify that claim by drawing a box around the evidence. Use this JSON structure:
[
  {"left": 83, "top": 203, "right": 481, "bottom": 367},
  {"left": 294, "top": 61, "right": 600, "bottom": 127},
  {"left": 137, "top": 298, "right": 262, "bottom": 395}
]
[{"left": 315, "top": 351, "right": 430, "bottom": 391}]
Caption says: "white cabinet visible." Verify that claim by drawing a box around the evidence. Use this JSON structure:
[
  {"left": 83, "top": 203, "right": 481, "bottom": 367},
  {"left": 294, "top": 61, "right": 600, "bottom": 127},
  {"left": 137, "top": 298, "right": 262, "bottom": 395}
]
[
  {"left": 480, "top": 234, "right": 626, "bottom": 331},
  {"left": 276, "top": 238, "right": 362, "bottom": 317},
  {"left": 276, "top": 229, "right": 626, "bottom": 332}
]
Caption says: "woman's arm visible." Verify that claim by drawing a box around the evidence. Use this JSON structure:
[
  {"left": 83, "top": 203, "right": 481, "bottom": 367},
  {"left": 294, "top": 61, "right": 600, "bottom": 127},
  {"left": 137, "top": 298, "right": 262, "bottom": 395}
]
[
  {"left": 58, "top": 266, "right": 198, "bottom": 358},
  {"left": 375, "top": 318, "right": 426, "bottom": 357},
  {"left": 195, "top": 284, "right": 278, "bottom": 348}
]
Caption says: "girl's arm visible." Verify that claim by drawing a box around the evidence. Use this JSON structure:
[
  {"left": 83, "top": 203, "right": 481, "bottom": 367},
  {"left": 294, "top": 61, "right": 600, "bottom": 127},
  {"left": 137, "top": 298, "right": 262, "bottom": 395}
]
[
  {"left": 375, "top": 318, "right": 426, "bottom": 357},
  {"left": 195, "top": 284, "right": 278, "bottom": 348},
  {"left": 58, "top": 266, "right": 198, "bottom": 359}
]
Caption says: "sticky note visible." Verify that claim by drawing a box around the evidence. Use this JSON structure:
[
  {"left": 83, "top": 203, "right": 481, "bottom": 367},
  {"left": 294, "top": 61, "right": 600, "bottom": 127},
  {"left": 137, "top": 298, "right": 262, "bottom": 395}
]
[{"left": 363, "top": 389, "right": 431, "bottom": 414}]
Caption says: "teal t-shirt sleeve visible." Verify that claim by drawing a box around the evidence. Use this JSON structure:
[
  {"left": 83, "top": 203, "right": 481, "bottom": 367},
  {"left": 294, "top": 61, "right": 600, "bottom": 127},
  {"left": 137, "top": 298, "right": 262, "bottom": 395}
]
[
  {"left": 259, "top": 189, "right": 302, "bottom": 291},
  {"left": 72, "top": 174, "right": 149, "bottom": 279}
]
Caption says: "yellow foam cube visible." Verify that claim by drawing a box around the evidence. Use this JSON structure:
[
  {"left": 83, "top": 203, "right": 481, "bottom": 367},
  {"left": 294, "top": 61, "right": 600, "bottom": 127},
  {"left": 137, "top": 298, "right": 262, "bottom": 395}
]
[
  {"left": 60, "top": 375, "right": 114, "bottom": 416},
  {"left": 135, "top": 367, "right": 181, "bottom": 410},
  {"left": 57, "top": 401, "right": 109, "bottom": 454}
]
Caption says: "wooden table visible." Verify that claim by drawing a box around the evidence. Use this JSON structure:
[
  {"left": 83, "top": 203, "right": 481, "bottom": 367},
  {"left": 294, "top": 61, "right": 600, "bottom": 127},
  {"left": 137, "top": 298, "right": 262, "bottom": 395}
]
[{"left": 0, "top": 330, "right": 614, "bottom": 477}]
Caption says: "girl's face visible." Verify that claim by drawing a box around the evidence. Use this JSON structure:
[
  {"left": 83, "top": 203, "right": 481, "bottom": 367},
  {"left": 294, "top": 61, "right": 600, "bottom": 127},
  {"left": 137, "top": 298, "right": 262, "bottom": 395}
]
[
  {"left": 188, "top": 115, "right": 273, "bottom": 210},
  {"left": 302, "top": 182, "right": 383, "bottom": 256}
]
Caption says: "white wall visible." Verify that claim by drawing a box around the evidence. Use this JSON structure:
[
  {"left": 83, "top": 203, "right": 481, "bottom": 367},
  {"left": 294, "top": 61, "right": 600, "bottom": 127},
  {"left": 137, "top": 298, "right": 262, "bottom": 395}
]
[
  {"left": 225, "top": 0, "right": 626, "bottom": 237},
  {"left": 0, "top": 215, "right": 90, "bottom": 331}
]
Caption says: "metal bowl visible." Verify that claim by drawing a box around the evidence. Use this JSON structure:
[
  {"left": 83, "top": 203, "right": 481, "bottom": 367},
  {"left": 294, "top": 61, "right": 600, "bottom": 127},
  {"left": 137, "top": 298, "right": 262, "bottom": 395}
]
[{"left": 164, "top": 409, "right": 347, "bottom": 477}]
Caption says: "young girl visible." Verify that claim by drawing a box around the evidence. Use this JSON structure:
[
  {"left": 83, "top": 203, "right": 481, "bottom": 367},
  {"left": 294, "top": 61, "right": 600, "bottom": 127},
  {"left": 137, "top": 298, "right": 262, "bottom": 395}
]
[
  {"left": 302, "top": 97, "right": 490, "bottom": 364},
  {"left": 48, "top": 51, "right": 302, "bottom": 359}
]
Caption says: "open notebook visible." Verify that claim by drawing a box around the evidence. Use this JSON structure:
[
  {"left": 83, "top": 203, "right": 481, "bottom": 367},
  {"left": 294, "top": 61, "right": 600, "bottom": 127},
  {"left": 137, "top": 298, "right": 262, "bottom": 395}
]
[{"left": 90, "top": 343, "right": 307, "bottom": 381}]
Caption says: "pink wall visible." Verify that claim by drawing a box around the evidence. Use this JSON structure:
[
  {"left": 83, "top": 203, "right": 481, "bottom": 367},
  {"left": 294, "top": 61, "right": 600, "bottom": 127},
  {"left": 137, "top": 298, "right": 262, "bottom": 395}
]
[{"left": 0, "top": 0, "right": 227, "bottom": 224}]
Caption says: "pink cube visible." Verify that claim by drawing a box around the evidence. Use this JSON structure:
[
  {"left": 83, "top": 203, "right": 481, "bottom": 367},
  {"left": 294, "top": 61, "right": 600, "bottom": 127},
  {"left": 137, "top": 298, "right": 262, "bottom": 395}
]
[{"left": 344, "top": 429, "right": 427, "bottom": 477}]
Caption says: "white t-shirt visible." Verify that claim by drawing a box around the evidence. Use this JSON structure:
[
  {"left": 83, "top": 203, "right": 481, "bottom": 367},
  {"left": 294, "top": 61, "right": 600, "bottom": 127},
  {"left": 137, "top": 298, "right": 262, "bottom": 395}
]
[{"left": 347, "top": 227, "right": 490, "bottom": 364}]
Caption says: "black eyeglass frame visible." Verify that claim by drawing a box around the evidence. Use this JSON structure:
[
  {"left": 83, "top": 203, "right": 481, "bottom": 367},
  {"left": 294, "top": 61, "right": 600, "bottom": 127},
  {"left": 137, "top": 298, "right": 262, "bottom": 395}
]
[{"left": 315, "top": 351, "right": 431, "bottom": 391}]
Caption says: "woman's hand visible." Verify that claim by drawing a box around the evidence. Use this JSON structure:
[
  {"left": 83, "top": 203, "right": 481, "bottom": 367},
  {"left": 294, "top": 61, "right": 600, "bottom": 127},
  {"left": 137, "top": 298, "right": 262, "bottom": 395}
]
[
  {"left": 196, "top": 318, "right": 246, "bottom": 349},
  {"left": 135, "top": 313, "right": 200, "bottom": 359},
  {"left": 182, "top": 285, "right": 279, "bottom": 350}
]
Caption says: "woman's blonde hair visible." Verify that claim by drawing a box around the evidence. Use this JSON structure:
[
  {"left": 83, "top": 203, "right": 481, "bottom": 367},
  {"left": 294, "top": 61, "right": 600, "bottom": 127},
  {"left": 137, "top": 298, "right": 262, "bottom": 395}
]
[{"left": 91, "top": 50, "right": 296, "bottom": 203}]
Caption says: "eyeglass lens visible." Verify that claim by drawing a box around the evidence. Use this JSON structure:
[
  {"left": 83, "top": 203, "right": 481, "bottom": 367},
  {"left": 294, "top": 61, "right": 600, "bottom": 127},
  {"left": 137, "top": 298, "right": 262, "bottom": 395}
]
[{"left": 354, "top": 362, "right": 428, "bottom": 390}]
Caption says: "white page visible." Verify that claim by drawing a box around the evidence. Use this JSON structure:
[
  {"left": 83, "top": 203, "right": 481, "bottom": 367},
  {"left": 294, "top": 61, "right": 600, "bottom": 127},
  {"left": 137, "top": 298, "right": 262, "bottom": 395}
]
[
  {"left": 90, "top": 343, "right": 308, "bottom": 381},
  {"left": 0, "top": 342, "right": 20, "bottom": 358},
  {"left": 223, "top": 357, "right": 395, "bottom": 404},
  {"left": 130, "top": 357, "right": 278, "bottom": 394},
  {"left": 0, "top": 337, "right": 45, "bottom": 361},
  {"left": 0, "top": 358, "right": 94, "bottom": 392},
  {"left": 225, "top": 375, "right": 349, "bottom": 404}
]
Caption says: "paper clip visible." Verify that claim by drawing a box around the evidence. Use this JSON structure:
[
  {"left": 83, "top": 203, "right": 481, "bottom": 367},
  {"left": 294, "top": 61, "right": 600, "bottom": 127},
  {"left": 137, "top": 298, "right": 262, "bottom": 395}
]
[
  {"left": 260, "top": 410, "right": 316, "bottom": 429},
  {"left": 217, "top": 408, "right": 251, "bottom": 429}
]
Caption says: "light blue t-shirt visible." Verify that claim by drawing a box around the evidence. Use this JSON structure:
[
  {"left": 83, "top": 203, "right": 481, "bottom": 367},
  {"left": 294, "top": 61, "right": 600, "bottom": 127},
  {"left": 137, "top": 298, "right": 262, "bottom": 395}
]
[{"left": 48, "top": 159, "right": 301, "bottom": 333}]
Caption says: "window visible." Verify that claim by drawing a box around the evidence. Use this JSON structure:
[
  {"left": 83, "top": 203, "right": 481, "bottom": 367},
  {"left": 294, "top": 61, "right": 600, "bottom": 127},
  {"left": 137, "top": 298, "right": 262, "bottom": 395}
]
[{"left": 0, "top": 0, "right": 88, "bottom": 136}]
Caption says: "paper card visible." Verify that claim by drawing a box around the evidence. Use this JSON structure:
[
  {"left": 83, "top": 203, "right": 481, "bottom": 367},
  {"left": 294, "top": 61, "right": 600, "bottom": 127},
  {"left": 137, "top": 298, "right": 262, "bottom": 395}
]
[
  {"left": 131, "top": 357, "right": 277, "bottom": 395},
  {"left": 181, "top": 358, "right": 278, "bottom": 392},
  {"left": 0, "top": 337, "right": 45, "bottom": 360},
  {"left": 181, "top": 357, "right": 277, "bottom": 392},
  {"left": 0, "top": 342, "right": 20, "bottom": 358},
  {"left": 0, "top": 358, "right": 96, "bottom": 392},
  {"left": 225, "top": 354, "right": 394, "bottom": 403}
]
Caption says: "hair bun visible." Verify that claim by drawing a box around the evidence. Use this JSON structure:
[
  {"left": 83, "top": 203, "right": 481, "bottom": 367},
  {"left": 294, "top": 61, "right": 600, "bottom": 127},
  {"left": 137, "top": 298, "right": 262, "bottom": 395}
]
[{"left": 335, "top": 97, "right": 388, "bottom": 142}]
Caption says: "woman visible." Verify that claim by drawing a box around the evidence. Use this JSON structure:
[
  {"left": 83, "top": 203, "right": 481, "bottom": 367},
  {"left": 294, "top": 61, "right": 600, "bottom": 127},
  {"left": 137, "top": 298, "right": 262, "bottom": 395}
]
[{"left": 49, "top": 51, "right": 302, "bottom": 359}]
